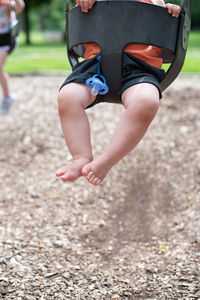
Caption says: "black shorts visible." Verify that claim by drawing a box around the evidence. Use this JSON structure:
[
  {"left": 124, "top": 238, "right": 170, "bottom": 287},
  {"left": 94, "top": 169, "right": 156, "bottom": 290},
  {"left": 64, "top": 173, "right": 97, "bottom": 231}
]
[
  {"left": 0, "top": 37, "right": 17, "bottom": 54},
  {"left": 8, "top": 37, "right": 17, "bottom": 54},
  {"left": 60, "top": 53, "right": 166, "bottom": 107}
]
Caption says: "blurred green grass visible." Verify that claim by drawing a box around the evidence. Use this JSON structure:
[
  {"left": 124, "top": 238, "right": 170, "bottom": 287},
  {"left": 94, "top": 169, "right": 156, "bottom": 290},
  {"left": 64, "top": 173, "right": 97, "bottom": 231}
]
[
  {"left": 5, "top": 32, "right": 70, "bottom": 73},
  {"left": 5, "top": 30, "right": 200, "bottom": 74},
  {"left": 182, "top": 31, "right": 200, "bottom": 72}
]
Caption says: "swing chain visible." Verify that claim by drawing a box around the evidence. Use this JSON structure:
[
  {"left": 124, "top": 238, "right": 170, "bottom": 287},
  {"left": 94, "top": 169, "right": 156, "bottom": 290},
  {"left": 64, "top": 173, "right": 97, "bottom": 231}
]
[{"left": 180, "top": 0, "right": 191, "bottom": 19}]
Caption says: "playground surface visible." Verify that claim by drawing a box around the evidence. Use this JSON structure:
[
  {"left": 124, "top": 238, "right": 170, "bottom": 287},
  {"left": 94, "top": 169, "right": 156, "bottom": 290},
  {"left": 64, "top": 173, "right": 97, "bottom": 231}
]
[{"left": 0, "top": 74, "right": 200, "bottom": 299}]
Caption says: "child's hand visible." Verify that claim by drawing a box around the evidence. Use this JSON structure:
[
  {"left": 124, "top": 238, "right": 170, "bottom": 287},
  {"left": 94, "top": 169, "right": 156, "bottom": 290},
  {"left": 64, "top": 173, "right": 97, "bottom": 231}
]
[
  {"left": 0, "top": 0, "right": 8, "bottom": 8},
  {"left": 165, "top": 3, "right": 181, "bottom": 18},
  {"left": 0, "top": 0, "right": 8, "bottom": 4},
  {"left": 76, "top": 0, "right": 96, "bottom": 13}
]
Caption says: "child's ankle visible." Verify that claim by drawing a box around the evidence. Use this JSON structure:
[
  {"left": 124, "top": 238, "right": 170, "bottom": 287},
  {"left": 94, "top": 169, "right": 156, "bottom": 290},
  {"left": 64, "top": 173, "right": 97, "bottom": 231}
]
[{"left": 72, "top": 155, "right": 93, "bottom": 161}]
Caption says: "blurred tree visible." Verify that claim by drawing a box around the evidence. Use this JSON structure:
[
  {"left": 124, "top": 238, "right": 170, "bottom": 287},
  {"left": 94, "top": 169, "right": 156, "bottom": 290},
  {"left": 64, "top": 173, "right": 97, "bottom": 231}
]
[
  {"left": 23, "top": 0, "right": 50, "bottom": 44},
  {"left": 189, "top": 0, "right": 200, "bottom": 28},
  {"left": 32, "top": 1, "right": 65, "bottom": 32}
]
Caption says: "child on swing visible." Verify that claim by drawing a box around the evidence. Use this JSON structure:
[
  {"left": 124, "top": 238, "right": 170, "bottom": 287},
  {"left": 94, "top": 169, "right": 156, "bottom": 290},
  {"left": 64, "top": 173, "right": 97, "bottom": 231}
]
[
  {"left": 0, "top": 0, "right": 25, "bottom": 114},
  {"left": 56, "top": 0, "right": 181, "bottom": 186}
]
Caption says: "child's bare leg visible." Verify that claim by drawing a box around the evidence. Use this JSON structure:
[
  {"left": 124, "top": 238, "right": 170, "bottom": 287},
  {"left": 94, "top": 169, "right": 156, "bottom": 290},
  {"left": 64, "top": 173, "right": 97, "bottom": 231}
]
[
  {"left": 56, "top": 83, "right": 95, "bottom": 182},
  {"left": 0, "top": 51, "right": 9, "bottom": 97},
  {"left": 82, "top": 83, "right": 160, "bottom": 186}
]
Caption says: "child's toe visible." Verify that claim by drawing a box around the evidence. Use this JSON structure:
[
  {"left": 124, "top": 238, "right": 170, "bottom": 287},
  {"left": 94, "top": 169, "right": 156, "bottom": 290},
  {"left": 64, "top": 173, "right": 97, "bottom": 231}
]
[
  {"left": 60, "top": 173, "right": 70, "bottom": 181},
  {"left": 86, "top": 171, "right": 94, "bottom": 181},
  {"left": 89, "top": 174, "right": 96, "bottom": 183},
  {"left": 56, "top": 168, "right": 66, "bottom": 176},
  {"left": 93, "top": 177, "right": 101, "bottom": 186},
  {"left": 82, "top": 165, "right": 91, "bottom": 176}
]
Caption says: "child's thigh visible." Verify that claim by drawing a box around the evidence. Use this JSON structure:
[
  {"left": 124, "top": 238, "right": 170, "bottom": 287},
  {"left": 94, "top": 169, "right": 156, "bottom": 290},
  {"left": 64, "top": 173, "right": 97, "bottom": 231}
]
[
  {"left": 59, "top": 82, "right": 96, "bottom": 108},
  {"left": 121, "top": 82, "right": 160, "bottom": 108}
]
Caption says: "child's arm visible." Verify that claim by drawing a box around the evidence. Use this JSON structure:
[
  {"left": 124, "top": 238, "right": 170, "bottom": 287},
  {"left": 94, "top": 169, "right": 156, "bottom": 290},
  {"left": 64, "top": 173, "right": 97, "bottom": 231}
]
[
  {"left": 0, "top": 0, "right": 8, "bottom": 9},
  {"left": 0, "top": 0, "right": 8, "bottom": 5},
  {"left": 153, "top": 0, "right": 181, "bottom": 18},
  {"left": 76, "top": 0, "right": 96, "bottom": 13},
  {"left": 14, "top": 0, "right": 25, "bottom": 14},
  {"left": 5, "top": 0, "right": 25, "bottom": 14}
]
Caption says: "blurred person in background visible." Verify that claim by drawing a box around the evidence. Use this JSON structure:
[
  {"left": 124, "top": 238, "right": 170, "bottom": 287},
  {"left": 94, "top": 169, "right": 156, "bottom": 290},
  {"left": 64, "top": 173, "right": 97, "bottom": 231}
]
[{"left": 0, "top": 0, "right": 24, "bottom": 114}]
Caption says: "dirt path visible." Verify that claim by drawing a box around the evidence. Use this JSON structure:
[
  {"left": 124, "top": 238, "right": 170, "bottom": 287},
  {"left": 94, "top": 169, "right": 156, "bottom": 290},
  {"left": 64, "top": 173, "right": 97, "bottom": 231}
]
[{"left": 0, "top": 74, "right": 200, "bottom": 299}]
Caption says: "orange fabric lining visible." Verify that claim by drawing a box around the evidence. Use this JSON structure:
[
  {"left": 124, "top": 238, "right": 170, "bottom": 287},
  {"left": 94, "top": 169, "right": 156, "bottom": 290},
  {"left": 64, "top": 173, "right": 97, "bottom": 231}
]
[{"left": 84, "top": 0, "right": 163, "bottom": 69}]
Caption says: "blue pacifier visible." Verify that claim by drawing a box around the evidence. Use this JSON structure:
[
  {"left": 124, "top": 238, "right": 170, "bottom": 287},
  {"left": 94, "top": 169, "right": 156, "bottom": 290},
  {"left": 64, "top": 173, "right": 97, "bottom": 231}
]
[
  {"left": 86, "top": 52, "right": 109, "bottom": 96},
  {"left": 86, "top": 74, "right": 109, "bottom": 96}
]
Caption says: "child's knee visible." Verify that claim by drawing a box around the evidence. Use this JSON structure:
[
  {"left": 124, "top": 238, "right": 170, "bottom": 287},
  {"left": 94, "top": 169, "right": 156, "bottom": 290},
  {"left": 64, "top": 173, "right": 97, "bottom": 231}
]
[
  {"left": 57, "top": 85, "right": 77, "bottom": 114},
  {"left": 57, "top": 83, "right": 92, "bottom": 114},
  {"left": 57, "top": 89, "right": 68, "bottom": 115},
  {"left": 126, "top": 95, "right": 159, "bottom": 122},
  {"left": 141, "top": 96, "right": 159, "bottom": 116},
  {"left": 138, "top": 97, "right": 159, "bottom": 122}
]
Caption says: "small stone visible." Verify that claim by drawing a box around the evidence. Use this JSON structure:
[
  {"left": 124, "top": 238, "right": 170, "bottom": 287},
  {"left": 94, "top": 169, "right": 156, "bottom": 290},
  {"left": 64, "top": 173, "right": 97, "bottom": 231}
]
[
  {"left": 111, "top": 294, "right": 120, "bottom": 300},
  {"left": 89, "top": 284, "right": 95, "bottom": 290}
]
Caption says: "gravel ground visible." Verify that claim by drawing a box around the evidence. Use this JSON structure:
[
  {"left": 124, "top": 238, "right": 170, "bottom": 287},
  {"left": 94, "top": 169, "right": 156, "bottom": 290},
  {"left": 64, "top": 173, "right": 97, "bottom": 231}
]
[{"left": 0, "top": 74, "right": 200, "bottom": 300}]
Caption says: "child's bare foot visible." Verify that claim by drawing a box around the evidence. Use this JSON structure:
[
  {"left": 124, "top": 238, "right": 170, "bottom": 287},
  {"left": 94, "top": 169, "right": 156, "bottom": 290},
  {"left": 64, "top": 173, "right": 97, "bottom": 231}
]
[
  {"left": 82, "top": 155, "right": 113, "bottom": 186},
  {"left": 56, "top": 157, "right": 92, "bottom": 182}
]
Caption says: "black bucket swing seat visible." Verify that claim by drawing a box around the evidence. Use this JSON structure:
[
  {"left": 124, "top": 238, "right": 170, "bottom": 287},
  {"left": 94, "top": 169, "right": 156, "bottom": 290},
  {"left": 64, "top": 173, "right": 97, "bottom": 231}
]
[{"left": 66, "top": 0, "right": 191, "bottom": 104}]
